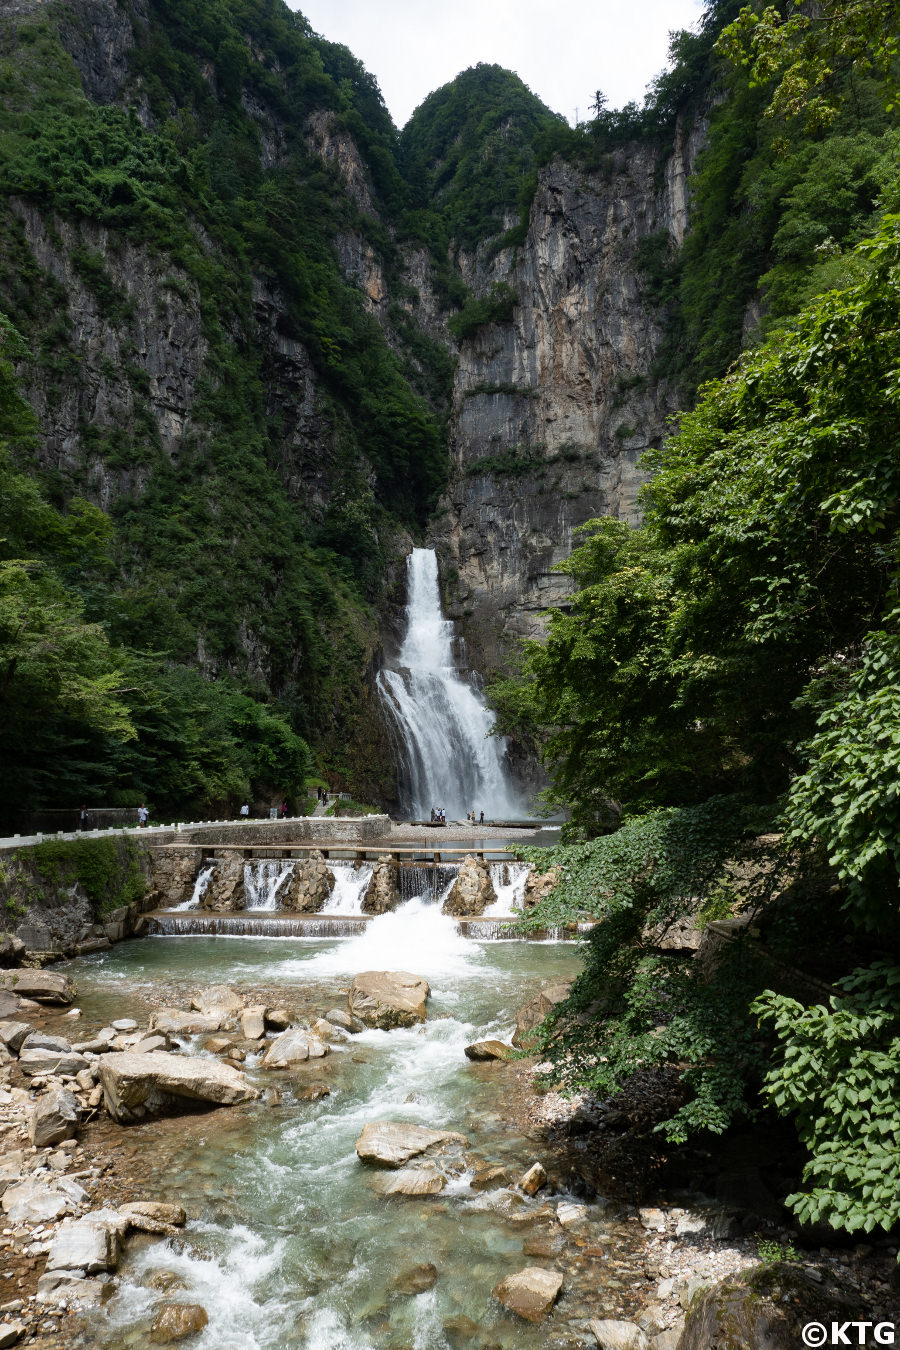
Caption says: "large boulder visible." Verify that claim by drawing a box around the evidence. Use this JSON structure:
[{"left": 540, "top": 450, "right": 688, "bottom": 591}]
[
  {"left": 98, "top": 1051, "right": 259, "bottom": 1123},
  {"left": 261, "top": 1028, "right": 328, "bottom": 1068},
  {"left": 200, "top": 855, "right": 245, "bottom": 912},
  {"left": 150, "top": 1303, "right": 209, "bottom": 1343},
  {"left": 492, "top": 1267, "right": 563, "bottom": 1322},
  {"left": 512, "top": 980, "right": 573, "bottom": 1049},
  {"left": 191, "top": 985, "right": 242, "bottom": 1018},
  {"left": 372, "top": 1167, "right": 446, "bottom": 1196},
  {"left": 442, "top": 856, "right": 496, "bottom": 917},
  {"left": 241, "top": 1005, "right": 267, "bottom": 1040},
  {"left": 360, "top": 860, "right": 401, "bottom": 914},
  {"left": 283, "top": 851, "right": 334, "bottom": 912},
  {"left": 464, "top": 1039, "right": 514, "bottom": 1062},
  {"left": 2, "top": 1177, "right": 72, "bottom": 1224},
  {"left": 0, "top": 969, "right": 76, "bottom": 1004},
  {"left": 677, "top": 1263, "right": 865, "bottom": 1350},
  {"left": 28, "top": 1088, "right": 80, "bottom": 1147},
  {"left": 18, "top": 1047, "right": 90, "bottom": 1077},
  {"left": 45, "top": 1217, "right": 122, "bottom": 1274},
  {"left": 348, "top": 971, "right": 429, "bottom": 1028},
  {"left": 355, "top": 1122, "right": 468, "bottom": 1167},
  {"left": 589, "top": 1320, "right": 650, "bottom": 1350}
]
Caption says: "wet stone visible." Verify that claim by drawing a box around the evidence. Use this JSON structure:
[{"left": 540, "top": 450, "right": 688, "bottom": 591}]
[
  {"left": 493, "top": 1266, "right": 564, "bottom": 1323},
  {"left": 149, "top": 1302, "right": 209, "bottom": 1343},
  {"left": 393, "top": 1263, "right": 438, "bottom": 1295}
]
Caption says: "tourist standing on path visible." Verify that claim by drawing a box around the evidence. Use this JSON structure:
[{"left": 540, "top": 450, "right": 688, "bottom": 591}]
[
  {"left": 479, "top": 810, "right": 484, "bottom": 825},
  {"left": 79, "top": 805, "right": 89, "bottom": 831},
  {"left": 281, "top": 801, "right": 288, "bottom": 818},
  {"left": 137, "top": 804, "right": 148, "bottom": 827},
  {"left": 240, "top": 802, "right": 249, "bottom": 819}
]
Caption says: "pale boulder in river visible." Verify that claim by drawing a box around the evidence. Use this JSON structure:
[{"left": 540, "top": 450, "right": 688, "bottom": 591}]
[{"left": 348, "top": 971, "right": 430, "bottom": 1028}]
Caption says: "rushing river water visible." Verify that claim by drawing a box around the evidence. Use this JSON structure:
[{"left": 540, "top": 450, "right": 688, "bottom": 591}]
[{"left": 62, "top": 903, "right": 620, "bottom": 1350}]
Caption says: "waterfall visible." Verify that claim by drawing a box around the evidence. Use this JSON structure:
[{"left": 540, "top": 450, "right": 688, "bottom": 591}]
[
  {"left": 172, "top": 863, "right": 216, "bottom": 911},
  {"left": 484, "top": 861, "right": 531, "bottom": 915},
  {"left": 322, "top": 861, "right": 374, "bottom": 914},
  {"left": 244, "top": 860, "right": 294, "bottom": 911},
  {"left": 377, "top": 548, "right": 525, "bottom": 820}
]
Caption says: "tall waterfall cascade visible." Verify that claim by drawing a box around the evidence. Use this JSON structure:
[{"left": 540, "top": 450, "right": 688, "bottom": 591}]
[{"left": 377, "top": 548, "right": 526, "bottom": 820}]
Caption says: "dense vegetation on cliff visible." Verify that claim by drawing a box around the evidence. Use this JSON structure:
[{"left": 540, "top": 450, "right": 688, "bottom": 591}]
[{"left": 495, "top": 4, "right": 900, "bottom": 1244}]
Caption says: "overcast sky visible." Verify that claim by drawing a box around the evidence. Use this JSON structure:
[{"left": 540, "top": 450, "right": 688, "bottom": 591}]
[{"left": 289, "top": 0, "right": 705, "bottom": 129}]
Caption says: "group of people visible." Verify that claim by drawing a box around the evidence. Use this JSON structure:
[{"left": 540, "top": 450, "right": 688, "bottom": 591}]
[
  {"left": 468, "top": 809, "right": 485, "bottom": 825},
  {"left": 429, "top": 807, "right": 446, "bottom": 824}
]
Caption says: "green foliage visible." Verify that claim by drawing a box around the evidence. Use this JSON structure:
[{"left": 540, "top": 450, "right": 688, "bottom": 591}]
[
  {"left": 399, "top": 64, "right": 564, "bottom": 254},
  {"left": 25, "top": 835, "right": 145, "bottom": 915},
  {"left": 515, "top": 799, "right": 782, "bottom": 1141},
  {"left": 719, "top": 0, "right": 900, "bottom": 133},
  {"left": 756, "top": 1236, "right": 800, "bottom": 1264},
  {"left": 754, "top": 962, "right": 900, "bottom": 1237},
  {"left": 448, "top": 283, "right": 516, "bottom": 341}
]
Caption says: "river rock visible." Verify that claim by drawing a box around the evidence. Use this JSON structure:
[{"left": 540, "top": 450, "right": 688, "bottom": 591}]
[
  {"left": 111, "top": 1018, "right": 138, "bottom": 1032},
  {"left": 18, "top": 1047, "right": 89, "bottom": 1077},
  {"left": 464, "top": 1039, "right": 514, "bottom": 1061},
  {"left": 262, "top": 1028, "right": 329, "bottom": 1067},
  {"left": 150, "top": 1303, "right": 209, "bottom": 1343},
  {"left": 119, "top": 1201, "right": 187, "bottom": 1234},
  {"left": 2, "top": 1177, "right": 72, "bottom": 1223},
  {"left": 0, "top": 969, "right": 76, "bottom": 1004},
  {"left": 265, "top": 1008, "right": 294, "bottom": 1029},
  {"left": 0, "top": 1021, "right": 32, "bottom": 1053},
  {"left": 590, "top": 1320, "right": 650, "bottom": 1350},
  {"left": 677, "top": 1262, "right": 865, "bottom": 1350},
  {"left": 442, "top": 855, "right": 496, "bottom": 916},
  {"left": 324, "top": 1008, "right": 362, "bottom": 1032},
  {"left": 45, "top": 1217, "right": 121, "bottom": 1274},
  {"left": 360, "top": 859, "right": 401, "bottom": 914},
  {"left": 284, "top": 851, "right": 334, "bottom": 912},
  {"left": 150, "top": 1010, "right": 224, "bottom": 1036},
  {"left": 372, "top": 1166, "right": 446, "bottom": 1196},
  {"left": 393, "top": 1263, "right": 438, "bottom": 1294},
  {"left": 355, "top": 1122, "right": 468, "bottom": 1167},
  {"left": 511, "top": 980, "right": 573, "bottom": 1049},
  {"left": 134, "top": 1034, "right": 168, "bottom": 1054},
  {"left": 522, "top": 867, "right": 561, "bottom": 909},
  {"left": 517, "top": 1162, "right": 547, "bottom": 1196},
  {"left": 348, "top": 971, "right": 429, "bottom": 1028},
  {"left": 36, "top": 1271, "right": 111, "bottom": 1308},
  {"left": 492, "top": 1267, "right": 563, "bottom": 1322},
  {"left": 28, "top": 1088, "right": 80, "bottom": 1147},
  {"left": 241, "top": 1005, "right": 266, "bottom": 1039},
  {"left": 200, "top": 855, "right": 245, "bottom": 912},
  {"left": 0, "top": 1321, "right": 25, "bottom": 1348},
  {"left": 98, "top": 1051, "right": 259, "bottom": 1122},
  {"left": 470, "top": 1165, "right": 509, "bottom": 1191},
  {"left": 192, "top": 985, "right": 242, "bottom": 1017},
  {"left": 21, "top": 1031, "right": 71, "bottom": 1052}
]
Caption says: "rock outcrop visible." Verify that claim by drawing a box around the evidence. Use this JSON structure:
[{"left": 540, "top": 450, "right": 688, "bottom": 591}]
[
  {"left": 0, "top": 970, "right": 76, "bottom": 1005},
  {"left": 522, "top": 867, "right": 561, "bottom": 909},
  {"left": 360, "top": 859, "right": 400, "bottom": 914},
  {"left": 97, "top": 1051, "right": 259, "bottom": 1122},
  {"left": 348, "top": 971, "right": 430, "bottom": 1028},
  {"left": 200, "top": 856, "right": 245, "bottom": 912},
  {"left": 442, "top": 856, "right": 496, "bottom": 916},
  {"left": 283, "top": 852, "right": 334, "bottom": 913},
  {"left": 676, "top": 1263, "right": 865, "bottom": 1350}
]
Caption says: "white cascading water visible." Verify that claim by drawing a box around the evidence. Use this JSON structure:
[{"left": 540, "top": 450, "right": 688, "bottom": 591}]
[
  {"left": 377, "top": 548, "right": 524, "bottom": 820},
  {"left": 172, "top": 863, "right": 216, "bottom": 911},
  {"left": 244, "top": 860, "right": 294, "bottom": 911},
  {"left": 322, "top": 862, "right": 374, "bottom": 914},
  {"left": 484, "top": 860, "right": 531, "bottom": 916}
]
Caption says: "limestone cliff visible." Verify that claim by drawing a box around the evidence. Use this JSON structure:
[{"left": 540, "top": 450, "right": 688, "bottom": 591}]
[{"left": 432, "top": 125, "right": 705, "bottom": 670}]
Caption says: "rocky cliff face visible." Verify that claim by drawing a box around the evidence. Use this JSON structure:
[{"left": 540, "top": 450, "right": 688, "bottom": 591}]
[{"left": 432, "top": 125, "right": 705, "bottom": 669}]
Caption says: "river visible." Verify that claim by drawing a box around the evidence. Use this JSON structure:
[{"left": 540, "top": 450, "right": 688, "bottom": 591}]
[{"left": 58, "top": 902, "right": 640, "bottom": 1349}]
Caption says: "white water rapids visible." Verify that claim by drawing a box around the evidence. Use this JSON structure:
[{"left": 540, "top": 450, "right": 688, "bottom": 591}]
[{"left": 377, "top": 548, "right": 525, "bottom": 821}]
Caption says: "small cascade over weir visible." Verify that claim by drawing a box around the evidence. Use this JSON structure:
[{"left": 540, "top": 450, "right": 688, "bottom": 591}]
[
  {"left": 243, "top": 860, "right": 294, "bottom": 911},
  {"left": 377, "top": 548, "right": 525, "bottom": 820},
  {"left": 322, "top": 861, "right": 374, "bottom": 914}
]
